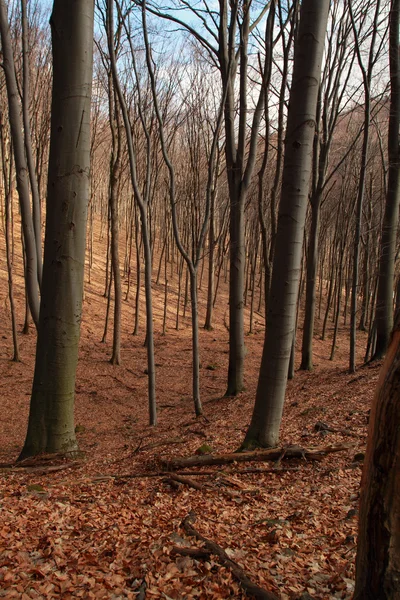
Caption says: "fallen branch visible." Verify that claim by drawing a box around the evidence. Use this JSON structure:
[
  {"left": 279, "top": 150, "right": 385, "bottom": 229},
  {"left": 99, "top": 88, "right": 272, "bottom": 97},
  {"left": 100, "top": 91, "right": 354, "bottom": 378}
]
[
  {"left": 181, "top": 513, "right": 280, "bottom": 600},
  {"left": 163, "top": 474, "right": 206, "bottom": 491},
  {"left": 170, "top": 546, "right": 211, "bottom": 559},
  {"left": 173, "top": 467, "right": 299, "bottom": 476},
  {"left": 162, "top": 443, "right": 352, "bottom": 470}
]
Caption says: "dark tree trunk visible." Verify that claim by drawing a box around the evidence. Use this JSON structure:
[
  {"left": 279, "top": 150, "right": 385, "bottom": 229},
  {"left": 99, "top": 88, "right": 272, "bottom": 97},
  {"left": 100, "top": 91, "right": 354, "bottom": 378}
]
[
  {"left": 373, "top": 0, "right": 400, "bottom": 360},
  {"left": 243, "top": 0, "right": 330, "bottom": 448},
  {"left": 20, "top": 0, "right": 94, "bottom": 458},
  {"left": 354, "top": 315, "right": 400, "bottom": 599}
]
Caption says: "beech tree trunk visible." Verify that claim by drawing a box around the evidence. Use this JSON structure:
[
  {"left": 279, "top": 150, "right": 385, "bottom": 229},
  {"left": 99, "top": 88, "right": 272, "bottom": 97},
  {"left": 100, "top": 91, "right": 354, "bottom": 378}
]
[
  {"left": 354, "top": 314, "right": 400, "bottom": 598},
  {"left": 243, "top": 0, "right": 329, "bottom": 448},
  {"left": 20, "top": 0, "right": 94, "bottom": 458},
  {"left": 373, "top": 0, "right": 400, "bottom": 360}
]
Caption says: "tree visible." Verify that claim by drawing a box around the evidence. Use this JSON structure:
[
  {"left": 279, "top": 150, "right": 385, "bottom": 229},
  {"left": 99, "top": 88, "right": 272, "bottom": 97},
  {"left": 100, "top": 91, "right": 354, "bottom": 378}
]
[
  {"left": 373, "top": 0, "right": 400, "bottom": 359},
  {"left": 243, "top": 0, "right": 330, "bottom": 448},
  {"left": 354, "top": 312, "right": 400, "bottom": 598},
  {"left": 106, "top": 0, "right": 157, "bottom": 424},
  {"left": 20, "top": 0, "right": 95, "bottom": 458},
  {"left": 300, "top": 0, "right": 356, "bottom": 370},
  {"left": 141, "top": 3, "right": 224, "bottom": 417},
  {"left": 0, "top": 0, "right": 40, "bottom": 327},
  {"left": 140, "top": 0, "right": 272, "bottom": 396},
  {"left": 348, "top": 0, "right": 384, "bottom": 372}
]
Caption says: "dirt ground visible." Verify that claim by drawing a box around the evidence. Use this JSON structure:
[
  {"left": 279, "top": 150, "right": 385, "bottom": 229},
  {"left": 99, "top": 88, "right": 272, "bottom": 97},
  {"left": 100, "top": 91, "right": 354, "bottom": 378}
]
[{"left": 0, "top": 220, "right": 380, "bottom": 599}]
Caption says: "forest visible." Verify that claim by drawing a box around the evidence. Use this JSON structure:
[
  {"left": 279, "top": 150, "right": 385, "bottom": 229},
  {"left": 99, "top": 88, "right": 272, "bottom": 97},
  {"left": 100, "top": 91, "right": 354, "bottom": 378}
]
[{"left": 0, "top": 0, "right": 399, "bottom": 598}]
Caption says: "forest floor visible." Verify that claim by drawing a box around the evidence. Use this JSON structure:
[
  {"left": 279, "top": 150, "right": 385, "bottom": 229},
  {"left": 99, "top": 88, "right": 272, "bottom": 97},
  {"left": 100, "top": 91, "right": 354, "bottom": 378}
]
[{"left": 0, "top": 220, "right": 381, "bottom": 600}]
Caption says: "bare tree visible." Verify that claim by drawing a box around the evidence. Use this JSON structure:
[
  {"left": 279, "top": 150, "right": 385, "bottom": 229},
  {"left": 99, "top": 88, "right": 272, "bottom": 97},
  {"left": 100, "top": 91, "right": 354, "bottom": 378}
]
[
  {"left": 0, "top": 0, "right": 40, "bottom": 326},
  {"left": 373, "top": 0, "right": 400, "bottom": 359},
  {"left": 243, "top": 0, "right": 330, "bottom": 448}
]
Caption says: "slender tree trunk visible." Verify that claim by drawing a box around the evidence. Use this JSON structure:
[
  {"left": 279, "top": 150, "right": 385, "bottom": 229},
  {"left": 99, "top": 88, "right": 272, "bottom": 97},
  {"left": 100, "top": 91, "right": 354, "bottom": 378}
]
[
  {"left": 243, "top": 0, "right": 329, "bottom": 448},
  {"left": 20, "top": 0, "right": 94, "bottom": 458},
  {"left": 0, "top": 0, "right": 40, "bottom": 326},
  {"left": 300, "top": 198, "right": 321, "bottom": 370},
  {"left": 0, "top": 114, "right": 19, "bottom": 361},
  {"left": 204, "top": 188, "right": 216, "bottom": 330},
  {"left": 108, "top": 83, "right": 122, "bottom": 366},
  {"left": 102, "top": 268, "right": 113, "bottom": 343},
  {"left": 190, "top": 268, "right": 202, "bottom": 416},
  {"left": 133, "top": 211, "right": 141, "bottom": 336},
  {"left": 107, "top": 0, "right": 156, "bottom": 424},
  {"left": 21, "top": 0, "right": 42, "bottom": 288},
  {"left": 349, "top": 0, "right": 380, "bottom": 373}
]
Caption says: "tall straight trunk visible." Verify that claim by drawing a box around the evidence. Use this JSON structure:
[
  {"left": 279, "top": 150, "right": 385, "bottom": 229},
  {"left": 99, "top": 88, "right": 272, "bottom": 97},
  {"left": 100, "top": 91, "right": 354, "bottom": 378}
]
[
  {"left": 133, "top": 209, "right": 141, "bottom": 336},
  {"left": 107, "top": 0, "right": 156, "bottom": 423},
  {"left": 349, "top": 0, "right": 380, "bottom": 373},
  {"left": 226, "top": 186, "right": 245, "bottom": 394},
  {"left": 20, "top": 0, "right": 94, "bottom": 458},
  {"left": 0, "top": 113, "right": 19, "bottom": 361},
  {"left": 243, "top": 0, "right": 329, "bottom": 448},
  {"left": 189, "top": 268, "right": 202, "bottom": 416},
  {"left": 0, "top": 0, "right": 40, "bottom": 326},
  {"left": 354, "top": 316, "right": 400, "bottom": 598},
  {"left": 109, "top": 83, "right": 122, "bottom": 366},
  {"left": 300, "top": 197, "right": 321, "bottom": 370},
  {"left": 21, "top": 0, "right": 42, "bottom": 288},
  {"left": 204, "top": 188, "right": 216, "bottom": 330},
  {"left": 373, "top": 0, "right": 400, "bottom": 359}
]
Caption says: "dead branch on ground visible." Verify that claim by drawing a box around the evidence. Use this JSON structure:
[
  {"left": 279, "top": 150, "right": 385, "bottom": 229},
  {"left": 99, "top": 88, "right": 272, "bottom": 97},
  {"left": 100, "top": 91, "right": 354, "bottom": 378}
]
[
  {"left": 181, "top": 512, "right": 280, "bottom": 600},
  {"left": 162, "top": 443, "right": 352, "bottom": 470}
]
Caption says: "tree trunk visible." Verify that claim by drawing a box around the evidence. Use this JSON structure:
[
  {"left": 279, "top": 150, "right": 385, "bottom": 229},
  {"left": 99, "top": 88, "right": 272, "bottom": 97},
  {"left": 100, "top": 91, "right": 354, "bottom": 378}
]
[
  {"left": 373, "top": 0, "right": 400, "bottom": 360},
  {"left": 189, "top": 267, "right": 202, "bottom": 416},
  {"left": 20, "top": 0, "right": 94, "bottom": 458},
  {"left": 354, "top": 315, "right": 400, "bottom": 599},
  {"left": 21, "top": 0, "right": 43, "bottom": 288},
  {"left": 108, "top": 81, "right": 122, "bottom": 366},
  {"left": 0, "top": 111, "right": 19, "bottom": 362},
  {"left": 300, "top": 198, "right": 321, "bottom": 370},
  {"left": 0, "top": 0, "right": 40, "bottom": 326},
  {"left": 204, "top": 188, "right": 216, "bottom": 330},
  {"left": 226, "top": 187, "right": 245, "bottom": 394},
  {"left": 243, "top": 0, "right": 329, "bottom": 448}
]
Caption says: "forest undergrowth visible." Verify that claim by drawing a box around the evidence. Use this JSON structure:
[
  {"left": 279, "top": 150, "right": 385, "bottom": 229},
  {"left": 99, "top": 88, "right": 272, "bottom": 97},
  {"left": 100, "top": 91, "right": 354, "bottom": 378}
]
[{"left": 0, "top": 220, "right": 379, "bottom": 599}]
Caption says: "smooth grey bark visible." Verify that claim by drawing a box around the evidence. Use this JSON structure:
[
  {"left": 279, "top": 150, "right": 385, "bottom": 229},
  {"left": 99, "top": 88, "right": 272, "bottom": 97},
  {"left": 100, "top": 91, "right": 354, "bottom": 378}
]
[
  {"left": 21, "top": 0, "right": 42, "bottom": 288},
  {"left": 300, "top": 3, "right": 356, "bottom": 371},
  {"left": 20, "top": 0, "right": 94, "bottom": 458},
  {"left": 243, "top": 0, "right": 329, "bottom": 448},
  {"left": 373, "top": 0, "right": 400, "bottom": 360},
  {"left": 0, "top": 0, "right": 40, "bottom": 327}
]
